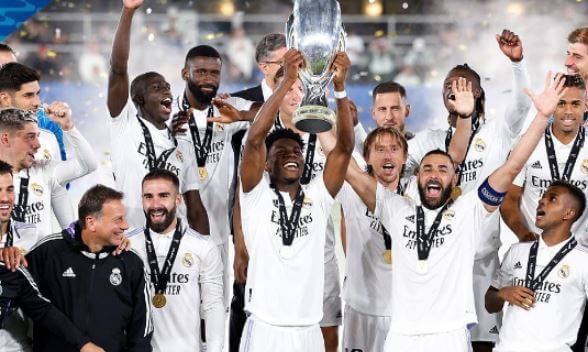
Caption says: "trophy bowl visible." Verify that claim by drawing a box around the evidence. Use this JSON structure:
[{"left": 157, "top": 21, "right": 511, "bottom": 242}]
[{"left": 287, "top": 0, "right": 346, "bottom": 133}]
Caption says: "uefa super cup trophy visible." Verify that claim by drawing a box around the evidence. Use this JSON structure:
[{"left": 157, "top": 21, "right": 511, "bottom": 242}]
[{"left": 286, "top": 0, "right": 346, "bottom": 133}]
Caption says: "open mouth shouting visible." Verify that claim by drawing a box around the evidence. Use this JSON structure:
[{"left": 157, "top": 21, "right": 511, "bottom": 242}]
[
  {"left": 536, "top": 207, "right": 546, "bottom": 222},
  {"left": 160, "top": 97, "right": 172, "bottom": 115},
  {"left": 148, "top": 208, "right": 168, "bottom": 223},
  {"left": 424, "top": 180, "right": 443, "bottom": 198},
  {"left": 282, "top": 160, "right": 300, "bottom": 172},
  {"left": 0, "top": 203, "right": 11, "bottom": 216},
  {"left": 381, "top": 162, "right": 396, "bottom": 175}
]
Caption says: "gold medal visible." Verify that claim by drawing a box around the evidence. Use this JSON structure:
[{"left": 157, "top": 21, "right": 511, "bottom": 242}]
[
  {"left": 198, "top": 167, "right": 208, "bottom": 181},
  {"left": 451, "top": 186, "right": 462, "bottom": 200},
  {"left": 383, "top": 250, "right": 392, "bottom": 264},
  {"left": 152, "top": 293, "right": 167, "bottom": 308}
]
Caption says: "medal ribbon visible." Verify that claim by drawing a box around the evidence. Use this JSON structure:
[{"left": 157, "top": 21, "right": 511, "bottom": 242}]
[
  {"left": 182, "top": 93, "right": 214, "bottom": 168},
  {"left": 12, "top": 170, "right": 29, "bottom": 222},
  {"left": 137, "top": 117, "right": 177, "bottom": 171},
  {"left": 143, "top": 221, "right": 184, "bottom": 295},
  {"left": 544, "top": 126, "right": 585, "bottom": 182},
  {"left": 272, "top": 185, "right": 305, "bottom": 246},
  {"left": 525, "top": 236, "right": 577, "bottom": 291},
  {"left": 415, "top": 201, "right": 453, "bottom": 261}
]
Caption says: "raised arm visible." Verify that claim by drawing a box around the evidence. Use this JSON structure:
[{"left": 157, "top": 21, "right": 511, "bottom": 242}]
[
  {"left": 483, "top": 72, "right": 567, "bottom": 212},
  {"left": 501, "top": 184, "right": 538, "bottom": 241},
  {"left": 323, "top": 52, "right": 355, "bottom": 197},
  {"left": 240, "top": 49, "right": 304, "bottom": 192},
  {"left": 446, "top": 77, "right": 474, "bottom": 166},
  {"left": 496, "top": 29, "right": 531, "bottom": 136},
  {"left": 108, "top": 0, "right": 144, "bottom": 117}
]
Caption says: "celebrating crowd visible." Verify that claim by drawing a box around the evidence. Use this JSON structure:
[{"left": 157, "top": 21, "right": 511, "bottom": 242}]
[{"left": 0, "top": 1, "right": 587, "bottom": 352}]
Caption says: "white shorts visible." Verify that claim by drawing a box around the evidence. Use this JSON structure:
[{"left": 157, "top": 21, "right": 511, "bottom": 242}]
[
  {"left": 342, "top": 305, "right": 391, "bottom": 352},
  {"left": 471, "top": 252, "right": 501, "bottom": 342},
  {"left": 320, "top": 257, "right": 342, "bottom": 327},
  {"left": 239, "top": 315, "right": 325, "bottom": 352},
  {"left": 384, "top": 328, "right": 472, "bottom": 352},
  {"left": 217, "top": 241, "right": 231, "bottom": 311}
]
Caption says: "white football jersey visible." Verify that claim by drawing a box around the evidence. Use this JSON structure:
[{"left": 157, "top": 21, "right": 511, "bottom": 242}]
[
  {"left": 35, "top": 129, "right": 61, "bottom": 163},
  {"left": 0, "top": 221, "right": 44, "bottom": 352},
  {"left": 338, "top": 182, "right": 392, "bottom": 316},
  {"left": 375, "top": 184, "right": 497, "bottom": 334},
  {"left": 513, "top": 127, "right": 588, "bottom": 235},
  {"left": 172, "top": 96, "right": 252, "bottom": 245},
  {"left": 493, "top": 238, "right": 588, "bottom": 352},
  {"left": 128, "top": 222, "right": 224, "bottom": 352},
  {"left": 240, "top": 173, "right": 335, "bottom": 326},
  {"left": 109, "top": 104, "right": 200, "bottom": 229}
]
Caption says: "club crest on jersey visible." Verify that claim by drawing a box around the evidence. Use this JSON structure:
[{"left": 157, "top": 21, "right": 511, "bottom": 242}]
[
  {"left": 303, "top": 196, "right": 313, "bottom": 208},
  {"left": 182, "top": 252, "right": 194, "bottom": 268},
  {"left": 474, "top": 137, "right": 486, "bottom": 152},
  {"left": 30, "top": 183, "right": 43, "bottom": 197},
  {"left": 443, "top": 209, "right": 455, "bottom": 220},
  {"left": 558, "top": 264, "right": 570, "bottom": 279},
  {"left": 43, "top": 149, "right": 52, "bottom": 161},
  {"left": 110, "top": 267, "right": 122, "bottom": 286},
  {"left": 581, "top": 159, "right": 588, "bottom": 175},
  {"left": 176, "top": 149, "right": 183, "bottom": 162}
]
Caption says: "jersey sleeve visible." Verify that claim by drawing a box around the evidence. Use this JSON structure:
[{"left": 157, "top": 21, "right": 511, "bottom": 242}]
[
  {"left": 491, "top": 245, "right": 515, "bottom": 289},
  {"left": 126, "top": 259, "right": 154, "bottom": 352},
  {"left": 312, "top": 172, "right": 336, "bottom": 215},
  {"left": 15, "top": 267, "right": 90, "bottom": 349},
  {"left": 503, "top": 59, "right": 532, "bottom": 139},
  {"left": 179, "top": 143, "right": 200, "bottom": 193},
  {"left": 199, "top": 244, "right": 225, "bottom": 352},
  {"left": 466, "top": 188, "right": 500, "bottom": 256},
  {"left": 374, "top": 182, "right": 401, "bottom": 236},
  {"left": 49, "top": 181, "right": 76, "bottom": 230},
  {"left": 353, "top": 122, "right": 368, "bottom": 155},
  {"left": 225, "top": 97, "right": 253, "bottom": 133}
]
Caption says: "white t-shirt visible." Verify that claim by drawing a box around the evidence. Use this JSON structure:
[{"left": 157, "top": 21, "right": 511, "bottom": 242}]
[
  {"left": 492, "top": 238, "right": 588, "bottom": 352},
  {"left": 109, "top": 104, "right": 200, "bottom": 230},
  {"left": 513, "top": 127, "right": 588, "bottom": 234},
  {"left": 0, "top": 221, "right": 44, "bottom": 352},
  {"left": 240, "top": 173, "right": 335, "bottom": 326},
  {"left": 173, "top": 96, "right": 252, "bottom": 245},
  {"left": 128, "top": 222, "right": 224, "bottom": 352},
  {"left": 338, "top": 182, "right": 392, "bottom": 317},
  {"left": 406, "top": 118, "right": 514, "bottom": 256},
  {"left": 375, "top": 185, "right": 497, "bottom": 334}
]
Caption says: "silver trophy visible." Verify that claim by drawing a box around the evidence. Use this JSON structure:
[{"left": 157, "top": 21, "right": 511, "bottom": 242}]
[{"left": 286, "top": 0, "right": 346, "bottom": 133}]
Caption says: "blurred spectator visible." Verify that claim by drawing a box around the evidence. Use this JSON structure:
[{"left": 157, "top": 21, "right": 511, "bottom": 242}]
[
  {"left": 26, "top": 44, "right": 60, "bottom": 79},
  {"left": 368, "top": 34, "right": 396, "bottom": 81},
  {"left": 78, "top": 40, "right": 108, "bottom": 86},
  {"left": 394, "top": 65, "right": 421, "bottom": 86},
  {"left": 346, "top": 29, "right": 367, "bottom": 75},
  {"left": 403, "top": 37, "right": 434, "bottom": 83},
  {"left": 226, "top": 28, "right": 256, "bottom": 83}
]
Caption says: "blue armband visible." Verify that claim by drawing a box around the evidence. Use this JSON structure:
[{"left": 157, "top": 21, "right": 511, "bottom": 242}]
[{"left": 478, "top": 178, "right": 506, "bottom": 206}]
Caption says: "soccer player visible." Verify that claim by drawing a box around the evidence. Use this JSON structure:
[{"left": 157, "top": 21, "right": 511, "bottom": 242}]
[
  {"left": 502, "top": 74, "right": 588, "bottom": 240},
  {"left": 405, "top": 30, "right": 531, "bottom": 352},
  {"left": 344, "top": 71, "right": 566, "bottom": 351},
  {"left": 229, "top": 32, "right": 286, "bottom": 352},
  {"left": 238, "top": 49, "right": 353, "bottom": 351},
  {"left": 108, "top": 0, "right": 208, "bottom": 233},
  {"left": 25, "top": 185, "right": 152, "bottom": 352},
  {"left": 486, "top": 181, "right": 588, "bottom": 352},
  {"left": 0, "top": 107, "right": 96, "bottom": 235},
  {"left": 566, "top": 27, "right": 588, "bottom": 84},
  {"left": 128, "top": 169, "right": 224, "bottom": 352}
]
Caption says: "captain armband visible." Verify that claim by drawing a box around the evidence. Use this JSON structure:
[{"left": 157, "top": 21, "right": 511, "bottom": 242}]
[{"left": 478, "top": 178, "right": 506, "bottom": 207}]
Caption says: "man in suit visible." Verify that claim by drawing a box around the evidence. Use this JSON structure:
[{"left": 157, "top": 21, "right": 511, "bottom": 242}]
[{"left": 228, "top": 32, "right": 286, "bottom": 352}]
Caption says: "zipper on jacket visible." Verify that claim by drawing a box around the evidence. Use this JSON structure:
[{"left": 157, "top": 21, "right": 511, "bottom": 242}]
[{"left": 84, "top": 258, "right": 97, "bottom": 334}]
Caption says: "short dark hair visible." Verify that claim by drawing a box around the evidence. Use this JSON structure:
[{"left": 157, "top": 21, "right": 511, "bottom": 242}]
[
  {"left": 0, "top": 62, "right": 40, "bottom": 92},
  {"left": 563, "top": 74, "right": 586, "bottom": 91},
  {"left": 568, "top": 27, "right": 588, "bottom": 46},
  {"left": 372, "top": 81, "right": 407, "bottom": 101},
  {"left": 142, "top": 169, "right": 180, "bottom": 192},
  {"left": 184, "top": 45, "right": 222, "bottom": 67},
  {"left": 421, "top": 149, "right": 455, "bottom": 168},
  {"left": 255, "top": 33, "right": 286, "bottom": 64},
  {"left": 130, "top": 71, "right": 163, "bottom": 106},
  {"left": 549, "top": 180, "right": 586, "bottom": 223},
  {"left": 78, "top": 185, "right": 124, "bottom": 229},
  {"left": 265, "top": 128, "right": 304, "bottom": 153},
  {"left": 447, "top": 63, "right": 486, "bottom": 122},
  {"left": 0, "top": 159, "right": 13, "bottom": 177},
  {"left": 0, "top": 108, "right": 37, "bottom": 133},
  {"left": 0, "top": 44, "right": 15, "bottom": 54}
]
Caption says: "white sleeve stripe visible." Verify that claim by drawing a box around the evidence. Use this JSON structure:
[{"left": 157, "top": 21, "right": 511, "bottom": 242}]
[
  {"left": 28, "top": 233, "right": 62, "bottom": 252},
  {"left": 17, "top": 266, "right": 51, "bottom": 303},
  {"left": 142, "top": 269, "right": 153, "bottom": 336}
]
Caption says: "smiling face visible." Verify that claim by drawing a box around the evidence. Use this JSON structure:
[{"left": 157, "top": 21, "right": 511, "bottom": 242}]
[
  {"left": 0, "top": 81, "right": 42, "bottom": 112},
  {"left": 0, "top": 172, "right": 14, "bottom": 224},
  {"left": 90, "top": 200, "right": 128, "bottom": 248},
  {"left": 535, "top": 185, "right": 579, "bottom": 230},
  {"left": 1, "top": 121, "right": 41, "bottom": 170},
  {"left": 142, "top": 178, "right": 181, "bottom": 233},
  {"left": 565, "top": 42, "right": 588, "bottom": 82},
  {"left": 266, "top": 137, "right": 305, "bottom": 185},
  {"left": 553, "top": 86, "right": 587, "bottom": 135},
  {"left": 365, "top": 132, "right": 407, "bottom": 187},
  {"left": 183, "top": 56, "right": 221, "bottom": 105},
  {"left": 417, "top": 152, "right": 457, "bottom": 209},
  {"left": 140, "top": 74, "right": 173, "bottom": 123}
]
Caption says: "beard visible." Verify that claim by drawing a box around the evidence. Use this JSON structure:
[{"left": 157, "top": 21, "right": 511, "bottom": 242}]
[
  {"left": 418, "top": 183, "right": 453, "bottom": 210},
  {"left": 145, "top": 207, "right": 177, "bottom": 233},
  {"left": 187, "top": 79, "right": 218, "bottom": 105}
]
